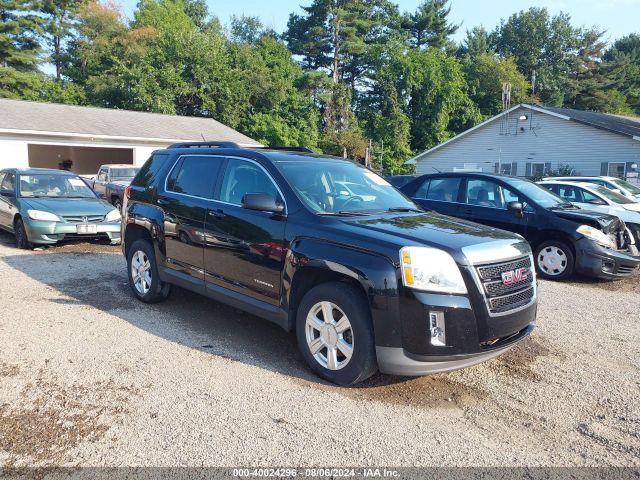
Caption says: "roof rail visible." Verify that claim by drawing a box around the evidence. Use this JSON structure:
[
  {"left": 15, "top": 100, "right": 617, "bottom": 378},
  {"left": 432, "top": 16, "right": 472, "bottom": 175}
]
[
  {"left": 168, "top": 141, "right": 240, "bottom": 149},
  {"left": 259, "top": 146, "right": 314, "bottom": 153}
]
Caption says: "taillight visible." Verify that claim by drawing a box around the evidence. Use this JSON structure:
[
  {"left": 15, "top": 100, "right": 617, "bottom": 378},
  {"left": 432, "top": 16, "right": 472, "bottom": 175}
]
[
  {"left": 123, "top": 185, "right": 132, "bottom": 214},
  {"left": 124, "top": 185, "right": 132, "bottom": 199}
]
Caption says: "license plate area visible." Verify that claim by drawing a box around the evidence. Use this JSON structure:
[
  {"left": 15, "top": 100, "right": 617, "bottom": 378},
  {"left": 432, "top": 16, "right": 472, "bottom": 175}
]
[{"left": 76, "top": 223, "right": 97, "bottom": 234}]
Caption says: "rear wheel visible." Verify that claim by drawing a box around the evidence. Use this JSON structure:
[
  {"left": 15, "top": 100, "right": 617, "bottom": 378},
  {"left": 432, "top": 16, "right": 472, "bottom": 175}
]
[
  {"left": 14, "top": 218, "right": 32, "bottom": 249},
  {"left": 127, "top": 239, "right": 171, "bottom": 303},
  {"left": 535, "top": 240, "right": 575, "bottom": 280},
  {"left": 296, "top": 282, "right": 377, "bottom": 386}
]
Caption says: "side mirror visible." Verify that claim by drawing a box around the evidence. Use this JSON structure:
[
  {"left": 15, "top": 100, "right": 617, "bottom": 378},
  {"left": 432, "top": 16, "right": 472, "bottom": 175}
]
[
  {"left": 588, "top": 199, "right": 606, "bottom": 206},
  {"left": 242, "top": 193, "right": 285, "bottom": 214},
  {"left": 507, "top": 201, "right": 524, "bottom": 218},
  {"left": 0, "top": 190, "right": 15, "bottom": 198}
]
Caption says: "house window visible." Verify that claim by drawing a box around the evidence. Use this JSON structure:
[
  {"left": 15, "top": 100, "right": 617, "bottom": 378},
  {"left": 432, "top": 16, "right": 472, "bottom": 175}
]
[
  {"left": 531, "top": 163, "right": 546, "bottom": 177},
  {"left": 608, "top": 162, "right": 626, "bottom": 179},
  {"left": 500, "top": 164, "right": 512, "bottom": 175}
]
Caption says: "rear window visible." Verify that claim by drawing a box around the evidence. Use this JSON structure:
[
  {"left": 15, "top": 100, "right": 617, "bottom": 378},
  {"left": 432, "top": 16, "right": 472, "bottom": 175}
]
[{"left": 166, "top": 156, "right": 222, "bottom": 199}]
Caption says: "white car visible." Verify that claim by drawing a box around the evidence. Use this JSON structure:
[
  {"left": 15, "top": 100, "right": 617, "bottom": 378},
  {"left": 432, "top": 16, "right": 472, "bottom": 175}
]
[
  {"left": 543, "top": 176, "right": 640, "bottom": 202},
  {"left": 539, "top": 180, "right": 640, "bottom": 242}
]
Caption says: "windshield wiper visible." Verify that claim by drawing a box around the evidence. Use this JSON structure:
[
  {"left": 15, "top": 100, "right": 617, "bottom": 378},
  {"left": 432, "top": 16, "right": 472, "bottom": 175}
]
[
  {"left": 387, "top": 206, "right": 422, "bottom": 213},
  {"left": 317, "top": 211, "right": 373, "bottom": 217}
]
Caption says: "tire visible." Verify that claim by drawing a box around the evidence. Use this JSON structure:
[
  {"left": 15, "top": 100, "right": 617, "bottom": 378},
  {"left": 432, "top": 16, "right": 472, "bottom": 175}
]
[
  {"left": 534, "top": 240, "right": 575, "bottom": 280},
  {"left": 296, "top": 282, "right": 377, "bottom": 386},
  {"left": 14, "top": 218, "right": 32, "bottom": 250},
  {"left": 127, "top": 239, "right": 171, "bottom": 303}
]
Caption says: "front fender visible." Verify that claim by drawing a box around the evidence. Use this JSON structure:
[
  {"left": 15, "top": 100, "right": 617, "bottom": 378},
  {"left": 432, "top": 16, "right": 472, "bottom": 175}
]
[{"left": 285, "top": 237, "right": 402, "bottom": 347}]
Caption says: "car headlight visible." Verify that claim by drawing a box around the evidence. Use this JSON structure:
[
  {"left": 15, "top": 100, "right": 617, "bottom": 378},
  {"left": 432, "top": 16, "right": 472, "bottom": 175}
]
[
  {"left": 105, "top": 209, "right": 121, "bottom": 222},
  {"left": 400, "top": 246, "right": 467, "bottom": 294},
  {"left": 27, "top": 210, "right": 61, "bottom": 222},
  {"left": 576, "top": 225, "right": 616, "bottom": 249}
]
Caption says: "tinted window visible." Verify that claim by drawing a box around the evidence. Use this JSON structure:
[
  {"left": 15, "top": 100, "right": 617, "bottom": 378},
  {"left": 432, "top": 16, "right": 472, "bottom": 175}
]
[
  {"left": 425, "top": 178, "right": 460, "bottom": 202},
  {"left": 414, "top": 179, "right": 430, "bottom": 199},
  {"left": 220, "top": 159, "right": 280, "bottom": 205},
  {"left": 166, "top": 156, "right": 221, "bottom": 199},
  {"left": 132, "top": 153, "right": 170, "bottom": 187},
  {"left": 465, "top": 179, "right": 504, "bottom": 208},
  {"left": 1, "top": 172, "right": 15, "bottom": 191}
]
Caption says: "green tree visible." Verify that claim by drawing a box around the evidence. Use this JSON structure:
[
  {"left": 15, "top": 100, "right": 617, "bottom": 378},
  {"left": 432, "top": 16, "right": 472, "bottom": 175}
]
[
  {"left": 401, "top": 0, "right": 458, "bottom": 50},
  {"left": 40, "top": 0, "right": 83, "bottom": 80},
  {"left": 462, "top": 53, "right": 529, "bottom": 116},
  {"left": 458, "top": 26, "right": 491, "bottom": 57},
  {"left": 604, "top": 34, "right": 640, "bottom": 114},
  {"left": 229, "top": 14, "right": 268, "bottom": 43}
]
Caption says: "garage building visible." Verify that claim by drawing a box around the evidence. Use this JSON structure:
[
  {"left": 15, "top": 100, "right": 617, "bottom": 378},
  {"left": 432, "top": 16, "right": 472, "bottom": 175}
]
[
  {"left": 0, "top": 98, "right": 260, "bottom": 175},
  {"left": 407, "top": 104, "right": 640, "bottom": 181}
]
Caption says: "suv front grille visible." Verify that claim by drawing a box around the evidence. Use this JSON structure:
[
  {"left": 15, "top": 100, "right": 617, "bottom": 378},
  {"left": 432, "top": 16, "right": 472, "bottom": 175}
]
[
  {"left": 63, "top": 215, "right": 104, "bottom": 223},
  {"left": 475, "top": 256, "right": 535, "bottom": 315}
]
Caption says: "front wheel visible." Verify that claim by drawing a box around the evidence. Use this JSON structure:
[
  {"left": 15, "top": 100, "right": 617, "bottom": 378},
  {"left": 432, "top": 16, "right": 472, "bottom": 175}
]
[
  {"left": 127, "top": 239, "right": 171, "bottom": 303},
  {"left": 14, "top": 218, "right": 32, "bottom": 249},
  {"left": 296, "top": 282, "right": 377, "bottom": 386},
  {"left": 535, "top": 240, "right": 575, "bottom": 280}
]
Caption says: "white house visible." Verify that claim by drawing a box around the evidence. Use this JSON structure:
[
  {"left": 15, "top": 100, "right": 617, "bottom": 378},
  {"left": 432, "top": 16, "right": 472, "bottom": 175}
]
[
  {"left": 407, "top": 104, "right": 640, "bottom": 181},
  {"left": 0, "top": 98, "right": 260, "bottom": 175}
]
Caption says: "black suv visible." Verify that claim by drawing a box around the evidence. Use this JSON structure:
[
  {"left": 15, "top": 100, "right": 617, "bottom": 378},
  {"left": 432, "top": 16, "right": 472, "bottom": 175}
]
[
  {"left": 401, "top": 173, "right": 640, "bottom": 281},
  {"left": 122, "top": 143, "right": 537, "bottom": 385}
]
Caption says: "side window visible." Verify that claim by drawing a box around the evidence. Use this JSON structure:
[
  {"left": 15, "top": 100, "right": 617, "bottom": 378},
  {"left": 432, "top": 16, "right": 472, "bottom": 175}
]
[
  {"left": 558, "top": 185, "right": 579, "bottom": 202},
  {"left": 424, "top": 178, "right": 460, "bottom": 202},
  {"left": 1, "top": 172, "right": 15, "bottom": 191},
  {"left": 166, "top": 156, "right": 222, "bottom": 199},
  {"left": 220, "top": 158, "right": 281, "bottom": 205},
  {"left": 465, "top": 179, "right": 504, "bottom": 208},
  {"left": 0, "top": 173, "right": 5, "bottom": 190},
  {"left": 580, "top": 188, "right": 605, "bottom": 205},
  {"left": 414, "top": 179, "right": 430, "bottom": 199},
  {"left": 97, "top": 169, "right": 108, "bottom": 182}
]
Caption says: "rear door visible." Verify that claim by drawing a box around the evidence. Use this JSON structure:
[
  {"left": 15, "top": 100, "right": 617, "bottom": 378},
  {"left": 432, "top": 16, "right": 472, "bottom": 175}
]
[
  {"left": 203, "top": 157, "right": 287, "bottom": 306},
  {"left": 410, "top": 176, "right": 463, "bottom": 217},
  {"left": 159, "top": 155, "right": 224, "bottom": 285}
]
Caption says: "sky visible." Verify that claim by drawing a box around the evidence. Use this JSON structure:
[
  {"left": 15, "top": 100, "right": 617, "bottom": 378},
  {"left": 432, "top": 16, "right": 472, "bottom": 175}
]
[{"left": 119, "top": 0, "right": 640, "bottom": 45}]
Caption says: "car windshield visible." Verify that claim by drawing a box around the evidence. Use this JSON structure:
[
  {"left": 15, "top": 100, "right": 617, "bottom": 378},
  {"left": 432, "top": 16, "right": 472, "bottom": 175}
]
[
  {"left": 277, "top": 159, "right": 417, "bottom": 215},
  {"left": 110, "top": 167, "right": 139, "bottom": 180},
  {"left": 592, "top": 185, "right": 634, "bottom": 204},
  {"left": 18, "top": 174, "right": 96, "bottom": 198},
  {"left": 506, "top": 178, "right": 573, "bottom": 209},
  {"left": 611, "top": 178, "right": 640, "bottom": 195}
]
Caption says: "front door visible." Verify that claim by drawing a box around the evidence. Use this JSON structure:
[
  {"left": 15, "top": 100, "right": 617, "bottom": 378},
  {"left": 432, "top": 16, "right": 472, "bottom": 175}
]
[
  {"left": 203, "top": 158, "right": 287, "bottom": 306},
  {"left": 461, "top": 178, "right": 530, "bottom": 238},
  {"left": 159, "top": 155, "right": 224, "bottom": 284}
]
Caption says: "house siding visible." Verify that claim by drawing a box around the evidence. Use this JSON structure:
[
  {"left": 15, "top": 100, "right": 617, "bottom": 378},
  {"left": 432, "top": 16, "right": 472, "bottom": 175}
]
[{"left": 415, "top": 106, "right": 640, "bottom": 177}]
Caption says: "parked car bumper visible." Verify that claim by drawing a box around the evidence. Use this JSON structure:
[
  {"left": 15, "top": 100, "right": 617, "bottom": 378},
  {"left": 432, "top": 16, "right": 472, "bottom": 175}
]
[
  {"left": 376, "top": 287, "right": 536, "bottom": 376},
  {"left": 574, "top": 237, "right": 640, "bottom": 279},
  {"left": 24, "top": 220, "right": 122, "bottom": 245}
]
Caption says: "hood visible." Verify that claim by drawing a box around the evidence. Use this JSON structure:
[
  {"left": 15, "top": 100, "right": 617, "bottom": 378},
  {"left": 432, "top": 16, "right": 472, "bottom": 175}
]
[
  {"left": 23, "top": 197, "right": 114, "bottom": 217},
  {"left": 109, "top": 180, "right": 132, "bottom": 187},
  {"left": 553, "top": 208, "right": 623, "bottom": 233},
  {"left": 339, "top": 212, "right": 526, "bottom": 264}
]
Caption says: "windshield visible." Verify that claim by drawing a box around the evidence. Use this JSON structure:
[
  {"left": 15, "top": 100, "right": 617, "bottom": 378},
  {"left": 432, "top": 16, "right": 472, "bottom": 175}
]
[
  {"left": 277, "top": 160, "right": 416, "bottom": 214},
  {"left": 506, "top": 178, "right": 572, "bottom": 209},
  {"left": 611, "top": 178, "right": 640, "bottom": 195},
  {"left": 111, "top": 167, "right": 139, "bottom": 180},
  {"left": 592, "top": 185, "right": 634, "bottom": 204},
  {"left": 18, "top": 174, "right": 96, "bottom": 198}
]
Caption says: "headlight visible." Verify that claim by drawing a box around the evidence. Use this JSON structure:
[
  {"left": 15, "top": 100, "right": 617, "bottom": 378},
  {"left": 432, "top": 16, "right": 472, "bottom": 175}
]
[
  {"left": 105, "top": 209, "right": 121, "bottom": 222},
  {"left": 576, "top": 225, "right": 615, "bottom": 249},
  {"left": 27, "top": 210, "right": 61, "bottom": 222},
  {"left": 400, "top": 246, "right": 467, "bottom": 294}
]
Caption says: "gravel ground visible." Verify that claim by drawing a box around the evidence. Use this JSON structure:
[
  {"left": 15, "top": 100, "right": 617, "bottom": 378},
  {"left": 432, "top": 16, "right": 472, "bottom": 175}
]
[{"left": 0, "top": 230, "right": 638, "bottom": 468}]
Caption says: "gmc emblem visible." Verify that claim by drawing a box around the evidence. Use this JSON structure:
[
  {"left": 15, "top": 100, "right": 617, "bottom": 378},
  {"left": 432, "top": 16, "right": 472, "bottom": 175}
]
[{"left": 501, "top": 267, "right": 528, "bottom": 285}]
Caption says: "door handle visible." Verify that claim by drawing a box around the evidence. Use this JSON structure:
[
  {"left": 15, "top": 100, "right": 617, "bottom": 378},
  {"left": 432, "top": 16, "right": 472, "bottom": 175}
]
[
  {"left": 461, "top": 208, "right": 473, "bottom": 215},
  {"left": 157, "top": 198, "right": 169, "bottom": 206},
  {"left": 208, "top": 209, "right": 225, "bottom": 219}
]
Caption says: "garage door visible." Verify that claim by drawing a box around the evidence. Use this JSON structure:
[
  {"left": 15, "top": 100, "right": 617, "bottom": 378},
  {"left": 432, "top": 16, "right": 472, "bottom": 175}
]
[{"left": 28, "top": 145, "right": 133, "bottom": 175}]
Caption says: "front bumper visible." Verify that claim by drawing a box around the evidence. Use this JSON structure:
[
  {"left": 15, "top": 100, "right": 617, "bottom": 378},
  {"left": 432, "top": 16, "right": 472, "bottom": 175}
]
[
  {"left": 377, "top": 324, "right": 533, "bottom": 376},
  {"left": 25, "top": 220, "right": 122, "bottom": 244},
  {"left": 574, "top": 237, "right": 640, "bottom": 279}
]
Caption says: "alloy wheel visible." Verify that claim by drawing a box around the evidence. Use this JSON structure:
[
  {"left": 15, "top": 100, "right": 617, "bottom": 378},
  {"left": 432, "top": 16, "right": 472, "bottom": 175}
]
[
  {"left": 537, "top": 246, "right": 567, "bottom": 276},
  {"left": 131, "top": 250, "right": 152, "bottom": 295},
  {"left": 305, "top": 301, "right": 354, "bottom": 371}
]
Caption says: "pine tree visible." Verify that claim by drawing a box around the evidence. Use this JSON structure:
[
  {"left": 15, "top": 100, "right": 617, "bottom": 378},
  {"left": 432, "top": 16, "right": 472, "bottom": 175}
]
[
  {"left": 401, "top": 0, "right": 458, "bottom": 49},
  {"left": 0, "top": 0, "right": 43, "bottom": 70}
]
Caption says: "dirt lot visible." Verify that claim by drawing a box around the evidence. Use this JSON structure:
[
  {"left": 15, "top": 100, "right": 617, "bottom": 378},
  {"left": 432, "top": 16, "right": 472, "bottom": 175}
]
[{"left": 0, "top": 230, "right": 638, "bottom": 468}]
